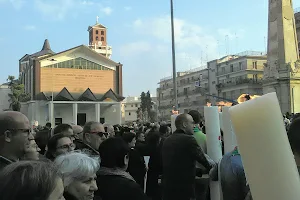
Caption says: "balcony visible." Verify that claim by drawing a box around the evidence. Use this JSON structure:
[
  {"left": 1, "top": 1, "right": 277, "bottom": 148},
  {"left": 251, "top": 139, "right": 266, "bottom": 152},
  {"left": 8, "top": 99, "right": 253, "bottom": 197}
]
[
  {"left": 216, "top": 78, "right": 263, "bottom": 90},
  {"left": 158, "top": 105, "right": 172, "bottom": 110}
]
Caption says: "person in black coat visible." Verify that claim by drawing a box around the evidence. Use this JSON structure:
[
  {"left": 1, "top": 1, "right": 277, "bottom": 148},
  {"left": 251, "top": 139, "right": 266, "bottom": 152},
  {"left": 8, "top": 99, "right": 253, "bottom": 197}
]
[
  {"left": 122, "top": 132, "right": 147, "bottom": 189},
  {"left": 162, "top": 114, "right": 214, "bottom": 200},
  {"left": 146, "top": 132, "right": 164, "bottom": 200},
  {"left": 95, "top": 137, "right": 149, "bottom": 200}
]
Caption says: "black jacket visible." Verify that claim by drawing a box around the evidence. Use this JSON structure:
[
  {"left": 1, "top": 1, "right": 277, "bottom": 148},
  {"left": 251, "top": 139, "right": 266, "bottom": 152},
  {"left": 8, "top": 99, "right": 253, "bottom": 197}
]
[
  {"left": 127, "top": 148, "right": 146, "bottom": 189},
  {"left": 162, "top": 129, "right": 212, "bottom": 199},
  {"left": 146, "top": 137, "right": 164, "bottom": 200},
  {"left": 95, "top": 174, "right": 149, "bottom": 200},
  {"left": 74, "top": 139, "right": 99, "bottom": 157},
  {"left": 0, "top": 156, "right": 13, "bottom": 171}
]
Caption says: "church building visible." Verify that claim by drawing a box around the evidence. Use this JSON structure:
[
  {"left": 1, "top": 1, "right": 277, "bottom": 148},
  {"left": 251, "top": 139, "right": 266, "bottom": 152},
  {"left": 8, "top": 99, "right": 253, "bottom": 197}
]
[{"left": 19, "top": 19, "right": 124, "bottom": 127}]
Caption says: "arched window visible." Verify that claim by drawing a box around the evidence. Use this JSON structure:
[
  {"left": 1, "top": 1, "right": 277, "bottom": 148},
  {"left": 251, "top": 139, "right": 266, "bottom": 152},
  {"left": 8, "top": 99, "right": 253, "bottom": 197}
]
[
  {"left": 101, "top": 37, "right": 104, "bottom": 41},
  {"left": 96, "top": 36, "right": 98, "bottom": 41},
  {"left": 96, "top": 30, "right": 98, "bottom": 34}
]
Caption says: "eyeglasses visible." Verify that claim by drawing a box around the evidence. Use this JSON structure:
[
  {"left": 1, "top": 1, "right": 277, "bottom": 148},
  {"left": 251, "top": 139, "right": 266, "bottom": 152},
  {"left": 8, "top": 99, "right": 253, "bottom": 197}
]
[
  {"left": 7, "top": 129, "right": 32, "bottom": 136},
  {"left": 56, "top": 143, "right": 76, "bottom": 150},
  {"left": 89, "top": 132, "right": 108, "bottom": 138}
]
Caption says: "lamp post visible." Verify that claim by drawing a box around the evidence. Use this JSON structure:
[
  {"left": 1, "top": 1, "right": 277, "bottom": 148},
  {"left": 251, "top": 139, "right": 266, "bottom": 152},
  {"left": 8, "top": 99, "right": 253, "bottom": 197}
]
[
  {"left": 170, "top": 0, "right": 178, "bottom": 111},
  {"left": 48, "top": 59, "right": 57, "bottom": 101}
]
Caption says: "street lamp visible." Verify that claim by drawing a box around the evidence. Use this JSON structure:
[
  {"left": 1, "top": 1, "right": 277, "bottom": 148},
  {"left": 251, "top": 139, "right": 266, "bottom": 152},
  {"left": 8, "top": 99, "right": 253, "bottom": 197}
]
[
  {"left": 48, "top": 58, "right": 57, "bottom": 101},
  {"left": 170, "top": 0, "right": 178, "bottom": 111}
]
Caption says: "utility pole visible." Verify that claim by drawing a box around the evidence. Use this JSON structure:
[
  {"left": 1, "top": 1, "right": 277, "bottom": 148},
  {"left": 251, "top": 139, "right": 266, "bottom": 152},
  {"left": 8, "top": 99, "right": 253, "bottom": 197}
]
[{"left": 170, "top": 0, "right": 178, "bottom": 111}]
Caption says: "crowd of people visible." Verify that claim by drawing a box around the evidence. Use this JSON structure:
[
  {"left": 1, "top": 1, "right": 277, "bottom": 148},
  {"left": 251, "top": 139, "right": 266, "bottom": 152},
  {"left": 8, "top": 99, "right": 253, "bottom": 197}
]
[{"left": 0, "top": 109, "right": 299, "bottom": 200}]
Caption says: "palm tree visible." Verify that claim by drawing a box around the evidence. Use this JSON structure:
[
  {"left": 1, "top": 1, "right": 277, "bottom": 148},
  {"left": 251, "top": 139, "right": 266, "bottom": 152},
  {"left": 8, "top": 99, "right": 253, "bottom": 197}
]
[{"left": 7, "top": 76, "right": 30, "bottom": 111}]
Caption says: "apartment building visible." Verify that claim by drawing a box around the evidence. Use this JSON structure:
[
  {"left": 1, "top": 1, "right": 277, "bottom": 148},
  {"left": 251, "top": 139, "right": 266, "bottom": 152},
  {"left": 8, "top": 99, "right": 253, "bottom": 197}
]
[
  {"left": 157, "top": 66, "right": 209, "bottom": 121},
  {"left": 157, "top": 51, "right": 267, "bottom": 120},
  {"left": 209, "top": 51, "right": 266, "bottom": 102},
  {"left": 121, "top": 96, "right": 158, "bottom": 123}
]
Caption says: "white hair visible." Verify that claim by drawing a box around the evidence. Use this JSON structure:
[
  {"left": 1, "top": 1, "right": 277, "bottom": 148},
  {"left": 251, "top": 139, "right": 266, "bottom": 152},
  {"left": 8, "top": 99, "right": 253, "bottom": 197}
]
[{"left": 54, "top": 152, "right": 100, "bottom": 187}]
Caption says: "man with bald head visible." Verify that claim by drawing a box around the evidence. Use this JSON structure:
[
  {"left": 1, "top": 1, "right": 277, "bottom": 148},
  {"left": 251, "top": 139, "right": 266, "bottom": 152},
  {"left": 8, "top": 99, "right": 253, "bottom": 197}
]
[
  {"left": 162, "top": 113, "right": 214, "bottom": 200},
  {"left": 0, "top": 111, "right": 33, "bottom": 170}
]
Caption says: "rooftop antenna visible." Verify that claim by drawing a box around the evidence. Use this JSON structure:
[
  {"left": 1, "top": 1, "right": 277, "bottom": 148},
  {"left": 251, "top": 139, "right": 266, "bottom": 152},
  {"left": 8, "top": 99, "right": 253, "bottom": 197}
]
[
  {"left": 200, "top": 50, "right": 203, "bottom": 66},
  {"left": 225, "top": 35, "right": 229, "bottom": 55},
  {"left": 217, "top": 40, "right": 220, "bottom": 58},
  {"left": 264, "top": 36, "right": 267, "bottom": 53},
  {"left": 206, "top": 45, "right": 208, "bottom": 63}
]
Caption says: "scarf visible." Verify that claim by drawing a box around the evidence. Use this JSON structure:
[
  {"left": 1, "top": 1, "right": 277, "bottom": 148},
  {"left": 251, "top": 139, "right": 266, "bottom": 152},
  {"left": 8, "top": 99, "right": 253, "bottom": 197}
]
[
  {"left": 231, "top": 146, "right": 240, "bottom": 156},
  {"left": 98, "top": 167, "right": 136, "bottom": 182}
]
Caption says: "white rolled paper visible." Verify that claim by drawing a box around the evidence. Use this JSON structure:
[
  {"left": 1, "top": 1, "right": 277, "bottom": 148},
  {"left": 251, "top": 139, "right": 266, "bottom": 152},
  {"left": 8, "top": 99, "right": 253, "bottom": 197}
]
[
  {"left": 219, "top": 112, "right": 224, "bottom": 133},
  {"left": 204, "top": 106, "right": 223, "bottom": 162},
  {"left": 204, "top": 106, "right": 223, "bottom": 200},
  {"left": 170, "top": 114, "right": 178, "bottom": 133},
  {"left": 229, "top": 92, "right": 300, "bottom": 200},
  {"left": 222, "top": 106, "right": 237, "bottom": 153}
]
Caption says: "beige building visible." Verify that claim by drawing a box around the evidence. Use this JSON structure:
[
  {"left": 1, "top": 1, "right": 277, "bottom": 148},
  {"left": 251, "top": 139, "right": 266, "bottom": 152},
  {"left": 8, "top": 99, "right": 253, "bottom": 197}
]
[
  {"left": 157, "top": 51, "right": 267, "bottom": 120},
  {"left": 209, "top": 51, "right": 266, "bottom": 102},
  {"left": 158, "top": 67, "right": 209, "bottom": 121},
  {"left": 295, "top": 8, "right": 300, "bottom": 54},
  {"left": 0, "top": 83, "right": 10, "bottom": 111},
  {"left": 121, "top": 96, "right": 158, "bottom": 124}
]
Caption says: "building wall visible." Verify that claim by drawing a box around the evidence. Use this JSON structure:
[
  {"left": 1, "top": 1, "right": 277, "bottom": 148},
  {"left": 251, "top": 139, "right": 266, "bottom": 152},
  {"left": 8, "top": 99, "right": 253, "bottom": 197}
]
[
  {"left": 89, "top": 27, "right": 107, "bottom": 46},
  {"left": 40, "top": 68, "right": 115, "bottom": 94},
  {"left": 20, "top": 102, "right": 122, "bottom": 127},
  {"left": 157, "top": 54, "right": 267, "bottom": 120},
  {"left": 157, "top": 67, "right": 209, "bottom": 120},
  {"left": 0, "top": 87, "right": 10, "bottom": 111},
  {"left": 295, "top": 11, "right": 300, "bottom": 54}
]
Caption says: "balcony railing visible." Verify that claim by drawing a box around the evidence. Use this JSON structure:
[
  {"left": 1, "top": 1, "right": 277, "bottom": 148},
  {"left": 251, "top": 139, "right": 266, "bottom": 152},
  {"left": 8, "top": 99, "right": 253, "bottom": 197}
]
[{"left": 216, "top": 78, "right": 263, "bottom": 89}]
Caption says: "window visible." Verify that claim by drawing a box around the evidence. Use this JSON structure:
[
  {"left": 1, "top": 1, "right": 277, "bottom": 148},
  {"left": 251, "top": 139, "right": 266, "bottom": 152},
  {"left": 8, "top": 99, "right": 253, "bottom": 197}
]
[
  {"left": 101, "top": 37, "right": 104, "bottom": 41},
  {"left": 222, "top": 68, "right": 225, "bottom": 74},
  {"left": 135, "top": 104, "right": 138, "bottom": 107},
  {"left": 253, "top": 61, "right": 257, "bottom": 69},
  {"left": 101, "top": 30, "right": 104, "bottom": 35},
  {"left": 129, "top": 112, "right": 131, "bottom": 116},
  {"left": 239, "top": 62, "right": 242, "bottom": 70},
  {"left": 44, "top": 58, "right": 113, "bottom": 71},
  {"left": 96, "top": 30, "right": 98, "bottom": 34},
  {"left": 200, "top": 74, "right": 203, "bottom": 80},
  {"left": 184, "top": 88, "right": 188, "bottom": 95},
  {"left": 230, "top": 64, "right": 233, "bottom": 72},
  {"left": 96, "top": 36, "right": 99, "bottom": 41},
  {"left": 212, "top": 81, "right": 216, "bottom": 84},
  {"left": 131, "top": 105, "right": 133, "bottom": 107}
]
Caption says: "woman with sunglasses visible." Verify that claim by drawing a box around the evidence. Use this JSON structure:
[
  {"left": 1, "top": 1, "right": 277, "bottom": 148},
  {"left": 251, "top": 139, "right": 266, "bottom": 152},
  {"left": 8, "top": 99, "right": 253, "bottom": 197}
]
[{"left": 45, "top": 133, "right": 76, "bottom": 161}]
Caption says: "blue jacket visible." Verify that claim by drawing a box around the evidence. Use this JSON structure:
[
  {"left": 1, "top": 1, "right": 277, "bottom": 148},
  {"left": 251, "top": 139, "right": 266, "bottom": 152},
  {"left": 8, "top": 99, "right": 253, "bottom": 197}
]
[{"left": 220, "top": 151, "right": 249, "bottom": 200}]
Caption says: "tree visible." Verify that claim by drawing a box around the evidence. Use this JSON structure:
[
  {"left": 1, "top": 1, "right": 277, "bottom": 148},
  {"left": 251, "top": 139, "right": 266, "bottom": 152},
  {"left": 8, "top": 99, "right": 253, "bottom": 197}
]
[
  {"left": 7, "top": 76, "right": 30, "bottom": 111},
  {"left": 139, "top": 91, "right": 154, "bottom": 122}
]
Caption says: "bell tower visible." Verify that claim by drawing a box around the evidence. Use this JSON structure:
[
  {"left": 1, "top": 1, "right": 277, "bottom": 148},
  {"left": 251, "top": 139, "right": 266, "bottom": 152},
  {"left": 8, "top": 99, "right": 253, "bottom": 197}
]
[
  {"left": 87, "top": 17, "right": 112, "bottom": 58},
  {"left": 263, "top": 0, "right": 300, "bottom": 113}
]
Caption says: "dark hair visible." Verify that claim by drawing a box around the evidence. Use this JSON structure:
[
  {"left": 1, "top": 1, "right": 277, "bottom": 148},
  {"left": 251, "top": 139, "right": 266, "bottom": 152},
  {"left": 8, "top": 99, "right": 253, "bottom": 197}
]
[
  {"left": 99, "top": 137, "right": 130, "bottom": 168},
  {"left": 53, "top": 124, "right": 72, "bottom": 135},
  {"left": 35, "top": 129, "right": 51, "bottom": 155},
  {"left": 292, "top": 113, "right": 300, "bottom": 121},
  {"left": 188, "top": 110, "right": 202, "bottom": 124},
  {"left": 45, "top": 133, "right": 70, "bottom": 160},
  {"left": 159, "top": 125, "right": 169, "bottom": 135},
  {"left": 45, "top": 123, "right": 51, "bottom": 127},
  {"left": 0, "top": 161, "right": 62, "bottom": 200},
  {"left": 122, "top": 132, "right": 136, "bottom": 143},
  {"left": 83, "top": 121, "right": 98, "bottom": 133},
  {"left": 288, "top": 118, "right": 300, "bottom": 154}
]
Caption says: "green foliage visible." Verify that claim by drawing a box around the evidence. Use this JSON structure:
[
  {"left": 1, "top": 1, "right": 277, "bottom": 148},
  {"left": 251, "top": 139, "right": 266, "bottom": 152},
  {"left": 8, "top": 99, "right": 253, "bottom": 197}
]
[
  {"left": 7, "top": 75, "right": 31, "bottom": 111},
  {"left": 140, "top": 91, "right": 153, "bottom": 113}
]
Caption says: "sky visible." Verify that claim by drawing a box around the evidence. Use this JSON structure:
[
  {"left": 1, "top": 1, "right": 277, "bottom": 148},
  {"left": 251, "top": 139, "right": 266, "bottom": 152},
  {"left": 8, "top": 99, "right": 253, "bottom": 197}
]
[{"left": 1, "top": 0, "right": 300, "bottom": 97}]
